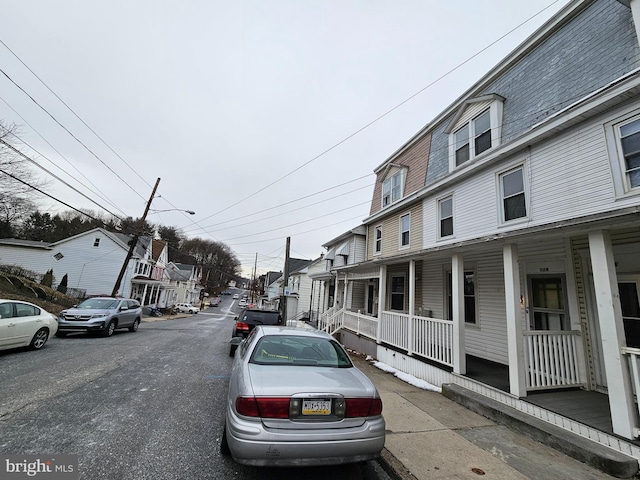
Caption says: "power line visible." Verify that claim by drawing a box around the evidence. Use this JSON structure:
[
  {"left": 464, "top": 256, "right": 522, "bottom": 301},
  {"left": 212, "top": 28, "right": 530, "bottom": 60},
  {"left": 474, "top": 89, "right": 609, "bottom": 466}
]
[{"left": 0, "top": 138, "right": 125, "bottom": 221}]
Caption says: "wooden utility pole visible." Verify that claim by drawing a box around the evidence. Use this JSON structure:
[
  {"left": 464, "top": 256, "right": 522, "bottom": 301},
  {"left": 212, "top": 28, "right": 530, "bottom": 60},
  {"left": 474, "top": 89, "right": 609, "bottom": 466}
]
[
  {"left": 252, "top": 252, "right": 258, "bottom": 303},
  {"left": 281, "top": 237, "right": 290, "bottom": 322},
  {"left": 111, "top": 178, "right": 161, "bottom": 297}
]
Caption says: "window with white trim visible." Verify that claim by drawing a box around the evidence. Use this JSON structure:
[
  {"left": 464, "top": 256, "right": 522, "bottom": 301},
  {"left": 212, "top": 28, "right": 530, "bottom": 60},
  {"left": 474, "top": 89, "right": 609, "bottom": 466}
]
[
  {"left": 399, "top": 213, "right": 410, "bottom": 248},
  {"left": 446, "top": 95, "right": 504, "bottom": 171},
  {"left": 390, "top": 275, "right": 405, "bottom": 311},
  {"left": 382, "top": 170, "right": 405, "bottom": 207},
  {"left": 618, "top": 117, "right": 640, "bottom": 190},
  {"left": 528, "top": 275, "right": 569, "bottom": 331},
  {"left": 438, "top": 196, "right": 453, "bottom": 238},
  {"left": 374, "top": 226, "right": 382, "bottom": 254},
  {"left": 499, "top": 165, "right": 527, "bottom": 222},
  {"left": 446, "top": 270, "right": 477, "bottom": 325}
]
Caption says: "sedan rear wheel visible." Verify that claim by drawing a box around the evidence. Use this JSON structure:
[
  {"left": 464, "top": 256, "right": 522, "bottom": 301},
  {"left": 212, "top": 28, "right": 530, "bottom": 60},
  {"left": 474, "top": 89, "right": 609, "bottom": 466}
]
[
  {"left": 129, "top": 318, "right": 140, "bottom": 332},
  {"left": 103, "top": 321, "right": 116, "bottom": 337},
  {"left": 30, "top": 328, "right": 49, "bottom": 350}
]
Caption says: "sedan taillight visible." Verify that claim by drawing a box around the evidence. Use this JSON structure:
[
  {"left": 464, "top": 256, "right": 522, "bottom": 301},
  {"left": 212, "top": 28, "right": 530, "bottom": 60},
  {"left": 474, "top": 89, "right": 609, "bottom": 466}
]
[
  {"left": 235, "top": 396, "right": 382, "bottom": 418},
  {"left": 236, "top": 397, "right": 290, "bottom": 418},
  {"left": 345, "top": 397, "right": 383, "bottom": 417}
]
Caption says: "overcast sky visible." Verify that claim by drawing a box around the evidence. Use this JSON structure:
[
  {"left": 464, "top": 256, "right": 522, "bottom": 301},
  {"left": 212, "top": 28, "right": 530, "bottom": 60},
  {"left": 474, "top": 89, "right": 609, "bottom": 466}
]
[{"left": 0, "top": 0, "right": 571, "bottom": 277}]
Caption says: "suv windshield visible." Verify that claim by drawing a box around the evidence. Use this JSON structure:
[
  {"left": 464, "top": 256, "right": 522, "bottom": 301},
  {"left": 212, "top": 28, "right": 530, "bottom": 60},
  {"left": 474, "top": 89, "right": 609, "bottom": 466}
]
[{"left": 77, "top": 298, "right": 120, "bottom": 309}]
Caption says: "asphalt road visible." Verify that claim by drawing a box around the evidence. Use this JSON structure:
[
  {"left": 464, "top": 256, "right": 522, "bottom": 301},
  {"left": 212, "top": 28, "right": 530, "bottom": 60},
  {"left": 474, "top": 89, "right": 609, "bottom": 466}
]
[{"left": 0, "top": 301, "right": 391, "bottom": 480}]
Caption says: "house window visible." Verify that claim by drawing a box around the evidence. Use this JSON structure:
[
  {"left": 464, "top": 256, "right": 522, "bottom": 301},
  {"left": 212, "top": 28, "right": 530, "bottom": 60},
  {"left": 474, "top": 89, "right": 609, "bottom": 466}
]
[
  {"left": 93, "top": 238, "right": 100, "bottom": 247},
  {"left": 528, "top": 276, "right": 569, "bottom": 331},
  {"left": 53, "top": 252, "right": 64, "bottom": 261},
  {"left": 447, "top": 270, "right": 477, "bottom": 324},
  {"left": 390, "top": 275, "right": 405, "bottom": 311},
  {"left": 500, "top": 166, "right": 527, "bottom": 222},
  {"left": 474, "top": 110, "right": 492, "bottom": 156},
  {"left": 619, "top": 118, "right": 640, "bottom": 190},
  {"left": 382, "top": 170, "right": 404, "bottom": 207},
  {"left": 454, "top": 125, "right": 469, "bottom": 166},
  {"left": 374, "top": 226, "right": 382, "bottom": 254},
  {"left": 453, "top": 109, "right": 492, "bottom": 167},
  {"left": 400, "top": 213, "right": 410, "bottom": 248},
  {"left": 446, "top": 95, "right": 504, "bottom": 170},
  {"left": 439, "top": 196, "right": 453, "bottom": 238}
]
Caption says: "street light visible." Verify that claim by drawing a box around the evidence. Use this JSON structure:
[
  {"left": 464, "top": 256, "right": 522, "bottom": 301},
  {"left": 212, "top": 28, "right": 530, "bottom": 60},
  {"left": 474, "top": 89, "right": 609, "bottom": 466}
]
[{"left": 149, "top": 209, "right": 196, "bottom": 215}]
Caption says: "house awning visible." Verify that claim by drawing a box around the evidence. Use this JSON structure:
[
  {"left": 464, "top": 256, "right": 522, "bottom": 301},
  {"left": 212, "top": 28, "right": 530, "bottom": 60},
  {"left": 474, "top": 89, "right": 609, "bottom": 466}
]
[
  {"left": 338, "top": 241, "right": 350, "bottom": 256},
  {"left": 324, "top": 247, "right": 336, "bottom": 260}
]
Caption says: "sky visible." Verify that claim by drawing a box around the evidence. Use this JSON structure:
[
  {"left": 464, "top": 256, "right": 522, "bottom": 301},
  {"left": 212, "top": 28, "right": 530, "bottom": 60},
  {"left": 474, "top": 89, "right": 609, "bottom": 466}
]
[{"left": 0, "top": 0, "right": 572, "bottom": 278}]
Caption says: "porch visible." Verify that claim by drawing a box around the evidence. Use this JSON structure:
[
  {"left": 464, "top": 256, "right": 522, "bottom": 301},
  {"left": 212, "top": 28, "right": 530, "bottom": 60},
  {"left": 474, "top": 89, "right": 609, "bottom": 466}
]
[{"left": 318, "top": 307, "right": 640, "bottom": 472}]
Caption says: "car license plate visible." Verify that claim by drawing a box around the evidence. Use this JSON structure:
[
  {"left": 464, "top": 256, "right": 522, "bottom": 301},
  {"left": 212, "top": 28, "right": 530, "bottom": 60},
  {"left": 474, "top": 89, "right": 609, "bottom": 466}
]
[{"left": 302, "top": 399, "right": 331, "bottom": 415}]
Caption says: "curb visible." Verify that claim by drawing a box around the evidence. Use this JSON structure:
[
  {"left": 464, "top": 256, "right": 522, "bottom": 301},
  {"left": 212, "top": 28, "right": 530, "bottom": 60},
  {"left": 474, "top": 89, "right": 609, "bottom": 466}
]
[{"left": 379, "top": 448, "right": 416, "bottom": 480}]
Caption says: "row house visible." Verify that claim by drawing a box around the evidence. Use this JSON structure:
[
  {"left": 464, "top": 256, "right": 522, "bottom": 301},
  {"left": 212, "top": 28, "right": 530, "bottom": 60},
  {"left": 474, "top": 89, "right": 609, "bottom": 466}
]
[
  {"left": 166, "top": 262, "right": 203, "bottom": 306},
  {"left": 315, "top": 0, "right": 640, "bottom": 468}
]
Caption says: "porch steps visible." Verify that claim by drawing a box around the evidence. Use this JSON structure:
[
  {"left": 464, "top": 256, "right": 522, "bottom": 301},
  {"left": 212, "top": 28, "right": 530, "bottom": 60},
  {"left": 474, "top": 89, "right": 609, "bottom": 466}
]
[{"left": 442, "top": 383, "right": 639, "bottom": 479}]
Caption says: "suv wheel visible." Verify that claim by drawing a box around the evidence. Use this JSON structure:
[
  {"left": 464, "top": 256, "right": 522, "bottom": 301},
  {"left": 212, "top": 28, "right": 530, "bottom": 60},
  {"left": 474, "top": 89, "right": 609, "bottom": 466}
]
[
  {"left": 129, "top": 318, "right": 140, "bottom": 332},
  {"left": 103, "top": 321, "right": 116, "bottom": 337}
]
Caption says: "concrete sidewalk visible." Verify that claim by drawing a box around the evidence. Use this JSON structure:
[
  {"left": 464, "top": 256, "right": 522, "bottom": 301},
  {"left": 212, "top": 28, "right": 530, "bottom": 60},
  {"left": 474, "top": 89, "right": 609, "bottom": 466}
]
[{"left": 350, "top": 355, "right": 617, "bottom": 480}]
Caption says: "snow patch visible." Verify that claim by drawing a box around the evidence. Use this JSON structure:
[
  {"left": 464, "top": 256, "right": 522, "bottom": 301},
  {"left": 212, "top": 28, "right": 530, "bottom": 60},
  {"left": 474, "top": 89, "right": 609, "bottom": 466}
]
[{"left": 372, "top": 361, "right": 442, "bottom": 393}]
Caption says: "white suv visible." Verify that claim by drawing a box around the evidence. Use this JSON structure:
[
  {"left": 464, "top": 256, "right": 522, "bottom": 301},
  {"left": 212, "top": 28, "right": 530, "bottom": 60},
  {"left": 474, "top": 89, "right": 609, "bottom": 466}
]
[{"left": 175, "top": 303, "right": 200, "bottom": 314}]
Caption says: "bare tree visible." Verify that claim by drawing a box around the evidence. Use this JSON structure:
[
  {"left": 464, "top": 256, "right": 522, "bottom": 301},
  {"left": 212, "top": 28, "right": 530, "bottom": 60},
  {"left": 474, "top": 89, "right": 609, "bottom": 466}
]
[{"left": 0, "top": 122, "right": 41, "bottom": 236}]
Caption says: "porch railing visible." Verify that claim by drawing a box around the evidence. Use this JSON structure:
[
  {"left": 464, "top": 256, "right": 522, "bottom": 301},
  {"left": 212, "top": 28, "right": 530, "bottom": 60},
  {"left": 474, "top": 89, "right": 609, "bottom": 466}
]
[
  {"left": 342, "top": 311, "right": 378, "bottom": 339},
  {"left": 380, "top": 311, "right": 453, "bottom": 367},
  {"left": 524, "top": 330, "right": 582, "bottom": 390},
  {"left": 621, "top": 347, "right": 640, "bottom": 432}
]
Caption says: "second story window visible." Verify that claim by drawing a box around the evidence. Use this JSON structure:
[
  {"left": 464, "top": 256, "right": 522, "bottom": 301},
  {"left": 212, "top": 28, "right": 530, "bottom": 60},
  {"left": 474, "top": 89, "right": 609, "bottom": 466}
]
[
  {"left": 439, "top": 196, "right": 453, "bottom": 238},
  {"left": 382, "top": 170, "right": 404, "bottom": 207},
  {"left": 400, "top": 213, "right": 410, "bottom": 248},
  {"left": 499, "top": 166, "right": 527, "bottom": 223},
  {"left": 93, "top": 238, "right": 100, "bottom": 247},
  {"left": 619, "top": 118, "right": 640, "bottom": 190},
  {"left": 374, "top": 226, "right": 382, "bottom": 254}
]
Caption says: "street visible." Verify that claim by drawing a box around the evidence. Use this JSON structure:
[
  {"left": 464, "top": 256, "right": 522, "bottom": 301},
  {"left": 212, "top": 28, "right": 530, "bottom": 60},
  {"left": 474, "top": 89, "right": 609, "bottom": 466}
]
[{"left": 0, "top": 301, "right": 391, "bottom": 480}]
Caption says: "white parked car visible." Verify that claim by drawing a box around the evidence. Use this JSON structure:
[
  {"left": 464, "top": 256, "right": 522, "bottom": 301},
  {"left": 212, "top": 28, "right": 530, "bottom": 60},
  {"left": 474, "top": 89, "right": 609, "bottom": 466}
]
[
  {"left": 175, "top": 303, "right": 199, "bottom": 314},
  {"left": 238, "top": 299, "right": 247, "bottom": 307},
  {"left": 0, "top": 300, "right": 58, "bottom": 351}
]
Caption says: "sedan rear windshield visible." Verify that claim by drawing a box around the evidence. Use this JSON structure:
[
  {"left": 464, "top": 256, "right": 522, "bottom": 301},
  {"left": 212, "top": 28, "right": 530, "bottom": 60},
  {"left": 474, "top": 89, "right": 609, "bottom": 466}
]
[{"left": 250, "top": 335, "right": 353, "bottom": 368}]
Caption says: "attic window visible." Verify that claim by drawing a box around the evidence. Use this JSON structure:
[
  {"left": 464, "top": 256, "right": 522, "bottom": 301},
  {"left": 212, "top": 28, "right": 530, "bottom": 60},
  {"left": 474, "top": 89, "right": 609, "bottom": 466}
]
[
  {"left": 53, "top": 252, "right": 64, "bottom": 261},
  {"left": 445, "top": 94, "right": 504, "bottom": 170},
  {"left": 93, "top": 238, "right": 100, "bottom": 247},
  {"left": 382, "top": 170, "right": 405, "bottom": 207}
]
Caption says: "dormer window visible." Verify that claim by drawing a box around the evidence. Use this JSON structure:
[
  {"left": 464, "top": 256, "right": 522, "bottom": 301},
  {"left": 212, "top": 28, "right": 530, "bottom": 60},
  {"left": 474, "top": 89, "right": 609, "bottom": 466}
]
[
  {"left": 382, "top": 170, "right": 405, "bottom": 207},
  {"left": 445, "top": 94, "right": 504, "bottom": 170}
]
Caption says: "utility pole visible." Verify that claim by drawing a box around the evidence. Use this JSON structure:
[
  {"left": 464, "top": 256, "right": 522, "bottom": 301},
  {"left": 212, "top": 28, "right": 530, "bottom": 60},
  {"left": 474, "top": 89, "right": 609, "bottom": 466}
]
[
  {"left": 281, "top": 237, "right": 290, "bottom": 323},
  {"left": 252, "top": 252, "right": 258, "bottom": 303},
  {"left": 111, "top": 178, "right": 161, "bottom": 297}
]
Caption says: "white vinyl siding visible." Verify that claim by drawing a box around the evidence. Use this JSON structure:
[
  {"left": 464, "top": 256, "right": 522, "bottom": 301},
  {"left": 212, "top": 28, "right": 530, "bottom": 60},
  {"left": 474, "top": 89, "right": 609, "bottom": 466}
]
[{"left": 423, "top": 108, "right": 625, "bottom": 251}]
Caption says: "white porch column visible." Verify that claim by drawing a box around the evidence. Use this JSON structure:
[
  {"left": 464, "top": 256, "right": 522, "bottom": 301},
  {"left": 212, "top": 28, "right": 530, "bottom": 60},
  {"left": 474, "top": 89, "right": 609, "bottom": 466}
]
[
  {"left": 141, "top": 284, "right": 149, "bottom": 305},
  {"left": 504, "top": 243, "right": 526, "bottom": 397},
  {"left": 408, "top": 260, "right": 416, "bottom": 356},
  {"left": 452, "top": 253, "right": 466, "bottom": 374},
  {"left": 342, "top": 273, "right": 349, "bottom": 310},
  {"left": 589, "top": 230, "right": 637, "bottom": 439},
  {"left": 377, "top": 265, "right": 387, "bottom": 343}
]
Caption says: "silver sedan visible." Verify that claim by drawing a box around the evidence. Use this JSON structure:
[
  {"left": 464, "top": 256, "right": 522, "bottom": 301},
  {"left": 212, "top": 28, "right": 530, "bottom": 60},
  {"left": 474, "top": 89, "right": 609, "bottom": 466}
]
[{"left": 221, "top": 325, "right": 385, "bottom": 467}]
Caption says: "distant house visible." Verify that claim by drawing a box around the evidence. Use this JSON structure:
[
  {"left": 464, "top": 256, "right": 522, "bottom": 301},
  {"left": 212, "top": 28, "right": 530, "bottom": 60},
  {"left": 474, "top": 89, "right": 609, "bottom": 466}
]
[
  {"left": 166, "top": 262, "right": 203, "bottom": 305},
  {"left": 0, "top": 227, "right": 176, "bottom": 302}
]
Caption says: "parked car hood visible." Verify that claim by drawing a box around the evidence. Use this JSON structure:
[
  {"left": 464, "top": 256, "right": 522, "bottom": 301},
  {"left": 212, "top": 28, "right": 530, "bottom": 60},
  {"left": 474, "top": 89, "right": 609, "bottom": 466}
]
[{"left": 61, "top": 307, "right": 116, "bottom": 316}]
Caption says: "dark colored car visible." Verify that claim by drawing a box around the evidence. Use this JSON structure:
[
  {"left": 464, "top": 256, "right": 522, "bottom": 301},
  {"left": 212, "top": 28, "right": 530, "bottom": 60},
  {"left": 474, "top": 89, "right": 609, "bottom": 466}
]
[{"left": 230, "top": 309, "right": 283, "bottom": 356}]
